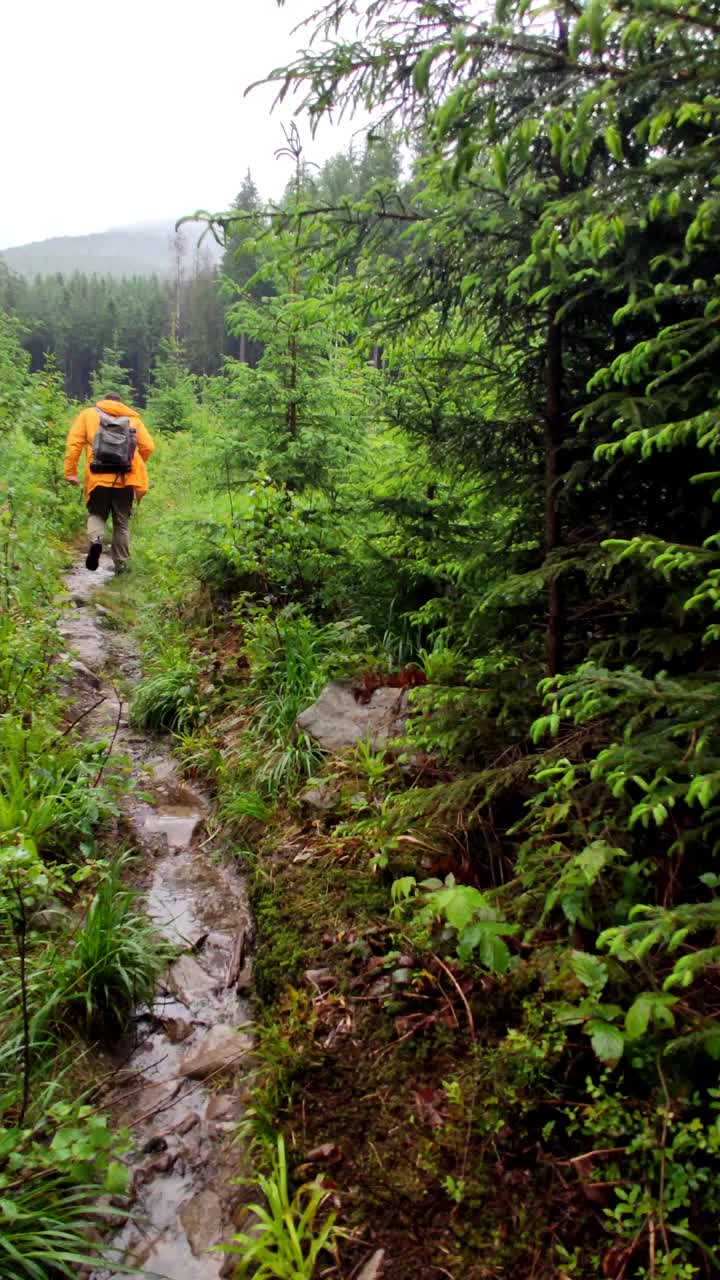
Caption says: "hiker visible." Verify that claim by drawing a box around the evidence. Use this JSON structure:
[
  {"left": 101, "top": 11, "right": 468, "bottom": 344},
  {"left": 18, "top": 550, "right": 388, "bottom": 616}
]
[{"left": 64, "top": 393, "right": 154, "bottom": 574}]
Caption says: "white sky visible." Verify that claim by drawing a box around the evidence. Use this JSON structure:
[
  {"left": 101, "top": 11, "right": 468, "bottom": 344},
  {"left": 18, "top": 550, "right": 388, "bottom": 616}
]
[{"left": 1, "top": 0, "right": 368, "bottom": 249}]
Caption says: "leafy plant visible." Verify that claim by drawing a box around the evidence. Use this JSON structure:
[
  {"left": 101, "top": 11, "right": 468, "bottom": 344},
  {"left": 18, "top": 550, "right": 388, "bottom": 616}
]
[
  {"left": 0, "top": 1100, "right": 130, "bottom": 1280},
  {"left": 392, "top": 874, "right": 518, "bottom": 973},
  {"left": 222, "top": 1134, "right": 341, "bottom": 1279}
]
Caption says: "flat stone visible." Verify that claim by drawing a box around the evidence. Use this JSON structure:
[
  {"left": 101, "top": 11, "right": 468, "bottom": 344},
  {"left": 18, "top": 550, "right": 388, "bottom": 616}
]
[
  {"left": 180, "top": 1026, "right": 252, "bottom": 1080},
  {"left": 167, "top": 955, "right": 215, "bottom": 1002},
  {"left": 297, "top": 680, "right": 408, "bottom": 753},
  {"left": 137, "top": 1078, "right": 181, "bottom": 1113}
]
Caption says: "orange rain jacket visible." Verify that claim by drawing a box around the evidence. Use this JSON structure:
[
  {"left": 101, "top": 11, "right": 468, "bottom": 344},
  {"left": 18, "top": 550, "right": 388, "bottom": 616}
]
[{"left": 64, "top": 399, "right": 155, "bottom": 501}]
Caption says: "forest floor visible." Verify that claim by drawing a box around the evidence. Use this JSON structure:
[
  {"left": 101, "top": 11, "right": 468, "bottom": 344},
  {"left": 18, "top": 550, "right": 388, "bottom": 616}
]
[{"left": 67, "top": 545, "right": 555, "bottom": 1280}]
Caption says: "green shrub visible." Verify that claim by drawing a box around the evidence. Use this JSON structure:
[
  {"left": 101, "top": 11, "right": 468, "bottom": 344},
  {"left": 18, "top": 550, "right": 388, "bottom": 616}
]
[{"left": 0, "top": 1099, "right": 130, "bottom": 1279}]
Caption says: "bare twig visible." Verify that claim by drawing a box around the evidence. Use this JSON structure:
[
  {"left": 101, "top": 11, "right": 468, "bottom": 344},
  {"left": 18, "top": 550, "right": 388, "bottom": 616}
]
[
  {"left": 93, "top": 686, "right": 123, "bottom": 786},
  {"left": 46, "top": 696, "right": 108, "bottom": 748},
  {"left": 431, "top": 952, "right": 475, "bottom": 1037},
  {"left": 655, "top": 1056, "right": 675, "bottom": 1271}
]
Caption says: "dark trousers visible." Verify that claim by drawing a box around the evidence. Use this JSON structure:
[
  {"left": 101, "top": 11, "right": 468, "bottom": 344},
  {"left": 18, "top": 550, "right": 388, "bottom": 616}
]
[{"left": 86, "top": 486, "right": 134, "bottom": 566}]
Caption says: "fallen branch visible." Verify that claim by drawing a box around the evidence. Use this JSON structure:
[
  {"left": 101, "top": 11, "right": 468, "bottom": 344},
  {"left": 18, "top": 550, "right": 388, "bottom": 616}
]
[
  {"left": 46, "top": 696, "right": 107, "bottom": 748},
  {"left": 226, "top": 928, "right": 247, "bottom": 988}
]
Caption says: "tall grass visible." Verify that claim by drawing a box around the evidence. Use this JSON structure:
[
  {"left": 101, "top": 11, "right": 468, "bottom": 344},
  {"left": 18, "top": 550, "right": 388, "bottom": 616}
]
[
  {"left": 0, "top": 1177, "right": 124, "bottom": 1279},
  {"left": 59, "top": 854, "right": 170, "bottom": 1031},
  {"left": 222, "top": 1135, "right": 341, "bottom": 1279},
  {"left": 238, "top": 607, "right": 366, "bottom": 794},
  {"left": 131, "top": 655, "right": 200, "bottom": 732}
]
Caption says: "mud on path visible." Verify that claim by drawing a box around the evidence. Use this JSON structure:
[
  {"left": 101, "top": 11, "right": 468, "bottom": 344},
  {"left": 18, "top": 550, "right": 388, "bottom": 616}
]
[{"left": 61, "top": 558, "right": 254, "bottom": 1279}]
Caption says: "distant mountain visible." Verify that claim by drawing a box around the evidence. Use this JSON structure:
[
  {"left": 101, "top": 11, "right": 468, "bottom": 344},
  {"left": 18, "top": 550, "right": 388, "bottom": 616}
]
[{"left": 0, "top": 220, "right": 223, "bottom": 279}]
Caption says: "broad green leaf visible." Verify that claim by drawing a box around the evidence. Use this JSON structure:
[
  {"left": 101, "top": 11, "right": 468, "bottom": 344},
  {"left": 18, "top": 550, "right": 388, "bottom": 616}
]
[
  {"left": 586, "top": 1019, "right": 624, "bottom": 1066},
  {"left": 572, "top": 950, "right": 608, "bottom": 992},
  {"left": 625, "top": 994, "right": 652, "bottom": 1039}
]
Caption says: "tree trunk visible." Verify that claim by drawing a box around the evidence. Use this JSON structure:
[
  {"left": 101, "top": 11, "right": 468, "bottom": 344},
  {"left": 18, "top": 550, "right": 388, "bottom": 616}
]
[
  {"left": 287, "top": 331, "right": 298, "bottom": 439},
  {"left": 545, "top": 305, "right": 564, "bottom": 677}
]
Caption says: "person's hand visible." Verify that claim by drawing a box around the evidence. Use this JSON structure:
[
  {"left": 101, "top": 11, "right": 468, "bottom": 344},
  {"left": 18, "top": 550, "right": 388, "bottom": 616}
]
[{"left": 65, "top": 476, "right": 80, "bottom": 486}]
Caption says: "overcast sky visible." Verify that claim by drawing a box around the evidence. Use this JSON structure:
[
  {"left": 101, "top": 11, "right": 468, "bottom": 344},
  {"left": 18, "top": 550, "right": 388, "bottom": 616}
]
[{"left": 1, "top": 0, "right": 367, "bottom": 250}]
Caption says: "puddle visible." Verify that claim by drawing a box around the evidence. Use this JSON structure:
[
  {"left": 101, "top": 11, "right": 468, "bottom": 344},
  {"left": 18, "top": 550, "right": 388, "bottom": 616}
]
[
  {"left": 142, "top": 808, "right": 203, "bottom": 850},
  {"left": 61, "top": 556, "right": 253, "bottom": 1279}
]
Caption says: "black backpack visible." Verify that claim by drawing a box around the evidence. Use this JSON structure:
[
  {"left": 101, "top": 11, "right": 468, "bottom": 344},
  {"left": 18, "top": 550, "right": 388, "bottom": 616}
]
[{"left": 90, "top": 409, "right": 137, "bottom": 474}]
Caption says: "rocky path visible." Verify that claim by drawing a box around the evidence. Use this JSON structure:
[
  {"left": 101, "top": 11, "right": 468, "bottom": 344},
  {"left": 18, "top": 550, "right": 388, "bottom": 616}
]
[{"left": 60, "top": 558, "right": 253, "bottom": 1279}]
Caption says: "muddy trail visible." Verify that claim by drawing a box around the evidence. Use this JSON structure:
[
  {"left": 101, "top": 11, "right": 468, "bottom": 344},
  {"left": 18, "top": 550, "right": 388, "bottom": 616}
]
[{"left": 61, "top": 557, "right": 254, "bottom": 1279}]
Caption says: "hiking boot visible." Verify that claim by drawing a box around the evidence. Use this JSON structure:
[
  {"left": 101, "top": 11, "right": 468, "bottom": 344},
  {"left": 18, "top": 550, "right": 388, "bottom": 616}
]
[{"left": 85, "top": 538, "right": 102, "bottom": 571}]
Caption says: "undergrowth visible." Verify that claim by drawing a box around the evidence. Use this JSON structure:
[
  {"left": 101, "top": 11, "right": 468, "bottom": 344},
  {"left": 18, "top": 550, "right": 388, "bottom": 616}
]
[{"left": 0, "top": 317, "right": 159, "bottom": 1275}]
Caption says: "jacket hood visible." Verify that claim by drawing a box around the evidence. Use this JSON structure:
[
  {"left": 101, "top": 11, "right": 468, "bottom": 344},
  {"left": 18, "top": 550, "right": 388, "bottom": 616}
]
[{"left": 95, "top": 398, "right": 134, "bottom": 417}]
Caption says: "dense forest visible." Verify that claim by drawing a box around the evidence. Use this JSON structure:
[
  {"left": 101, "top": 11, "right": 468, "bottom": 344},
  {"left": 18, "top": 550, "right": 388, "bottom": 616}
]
[{"left": 3, "top": 0, "right": 720, "bottom": 1277}]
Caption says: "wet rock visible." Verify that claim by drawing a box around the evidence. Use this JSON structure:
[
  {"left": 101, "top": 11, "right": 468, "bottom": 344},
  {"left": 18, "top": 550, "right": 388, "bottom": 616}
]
[
  {"left": 180, "top": 1025, "right": 252, "bottom": 1080},
  {"left": 28, "top": 903, "right": 78, "bottom": 933},
  {"left": 174, "top": 1111, "right": 201, "bottom": 1136},
  {"left": 162, "top": 1016, "right": 195, "bottom": 1044},
  {"left": 205, "top": 1093, "right": 236, "bottom": 1121},
  {"left": 299, "top": 783, "right": 339, "bottom": 814},
  {"left": 168, "top": 954, "right": 215, "bottom": 1001},
  {"left": 148, "top": 757, "right": 180, "bottom": 785},
  {"left": 145, "top": 830, "right": 170, "bottom": 858},
  {"left": 296, "top": 680, "right": 408, "bottom": 753},
  {"left": 128, "top": 1231, "right": 165, "bottom": 1266},
  {"left": 137, "top": 1078, "right": 181, "bottom": 1114},
  {"left": 67, "top": 657, "right": 101, "bottom": 688},
  {"left": 179, "top": 1188, "right": 223, "bottom": 1257}
]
